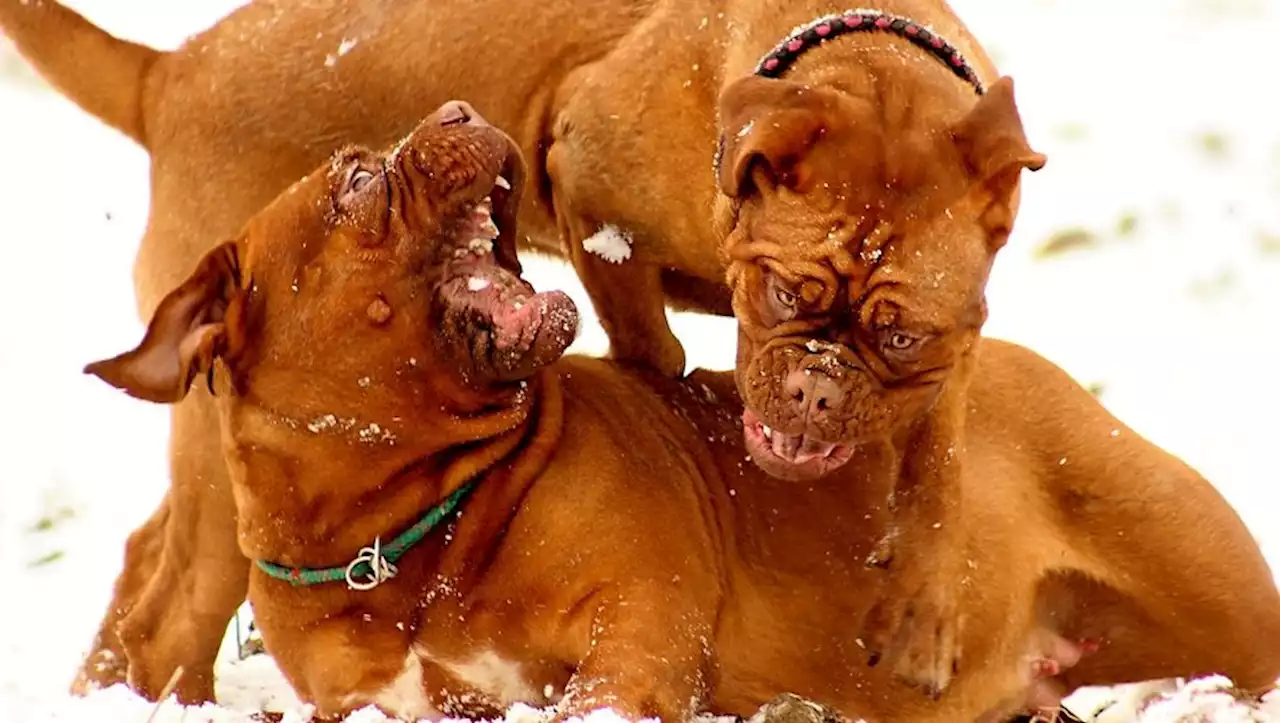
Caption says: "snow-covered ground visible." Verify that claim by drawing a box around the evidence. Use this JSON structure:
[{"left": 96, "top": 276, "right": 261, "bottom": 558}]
[{"left": 1, "top": 0, "right": 1278, "bottom": 721}]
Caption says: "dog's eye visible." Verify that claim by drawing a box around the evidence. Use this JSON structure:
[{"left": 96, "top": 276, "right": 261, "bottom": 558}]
[
  {"left": 759, "top": 273, "right": 806, "bottom": 324},
  {"left": 884, "top": 330, "right": 922, "bottom": 354},
  {"left": 349, "top": 169, "right": 376, "bottom": 193}
]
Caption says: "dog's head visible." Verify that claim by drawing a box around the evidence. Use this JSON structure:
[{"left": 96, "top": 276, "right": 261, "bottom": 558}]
[
  {"left": 715, "top": 75, "right": 1044, "bottom": 481},
  {"left": 86, "top": 101, "right": 578, "bottom": 448}
]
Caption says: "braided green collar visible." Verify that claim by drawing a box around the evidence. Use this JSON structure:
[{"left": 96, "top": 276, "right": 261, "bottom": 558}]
[{"left": 255, "top": 480, "right": 478, "bottom": 589}]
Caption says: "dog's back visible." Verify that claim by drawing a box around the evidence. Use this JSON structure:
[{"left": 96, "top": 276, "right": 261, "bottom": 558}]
[{"left": 0, "top": 0, "right": 652, "bottom": 291}]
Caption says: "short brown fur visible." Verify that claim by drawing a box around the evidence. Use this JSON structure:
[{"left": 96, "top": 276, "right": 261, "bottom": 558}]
[
  {"left": 1, "top": 0, "right": 1049, "bottom": 695},
  {"left": 85, "top": 111, "right": 1280, "bottom": 723}
]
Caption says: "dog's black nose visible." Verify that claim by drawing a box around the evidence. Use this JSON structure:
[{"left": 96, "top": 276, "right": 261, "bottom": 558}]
[{"left": 437, "top": 100, "right": 484, "bottom": 128}]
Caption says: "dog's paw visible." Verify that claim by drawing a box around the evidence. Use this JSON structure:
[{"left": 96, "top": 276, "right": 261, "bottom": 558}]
[
  {"left": 70, "top": 646, "right": 129, "bottom": 696},
  {"left": 608, "top": 335, "right": 686, "bottom": 379},
  {"left": 647, "top": 336, "right": 687, "bottom": 379},
  {"left": 859, "top": 523, "right": 964, "bottom": 698},
  {"left": 861, "top": 575, "right": 962, "bottom": 698},
  {"left": 750, "top": 693, "right": 843, "bottom": 723}
]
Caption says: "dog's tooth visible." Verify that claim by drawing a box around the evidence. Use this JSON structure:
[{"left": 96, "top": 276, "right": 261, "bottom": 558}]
[
  {"left": 495, "top": 175, "right": 511, "bottom": 191},
  {"left": 771, "top": 432, "right": 787, "bottom": 459},
  {"left": 762, "top": 425, "right": 773, "bottom": 440}
]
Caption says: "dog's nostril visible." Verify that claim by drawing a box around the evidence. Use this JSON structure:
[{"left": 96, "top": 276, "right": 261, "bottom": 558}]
[
  {"left": 785, "top": 371, "right": 807, "bottom": 404},
  {"left": 438, "top": 101, "right": 472, "bottom": 127},
  {"left": 785, "top": 367, "right": 844, "bottom": 417}
]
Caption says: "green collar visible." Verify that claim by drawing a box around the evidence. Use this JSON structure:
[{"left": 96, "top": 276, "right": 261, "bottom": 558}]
[{"left": 254, "top": 480, "right": 478, "bottom": 589}]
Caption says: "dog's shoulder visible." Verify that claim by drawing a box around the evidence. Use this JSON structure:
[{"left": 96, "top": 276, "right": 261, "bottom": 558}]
[
  {"left": 513, "top": 356, "right": 726, "bottom": 572},
  {"left": 550, "top": 356, "right": 705, "bottom": 463}
]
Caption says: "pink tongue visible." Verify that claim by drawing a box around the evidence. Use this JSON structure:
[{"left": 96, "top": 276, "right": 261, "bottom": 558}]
[
  {"left": 489, "top": 295, "right": 540, "bottom": 351},
  {"left": 771, "top": 431, "right": 800, "bottom": 459},
  {"left": 771, "top": 432, "right": 837, "bottom": 463}
]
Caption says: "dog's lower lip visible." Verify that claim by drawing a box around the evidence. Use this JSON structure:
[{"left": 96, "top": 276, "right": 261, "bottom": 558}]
[
  {"left": 757, "top": 421, "right": 840, "bottom": 461},
  {"left": 742, "top": 410, "right": 855, "bottom": 474}
]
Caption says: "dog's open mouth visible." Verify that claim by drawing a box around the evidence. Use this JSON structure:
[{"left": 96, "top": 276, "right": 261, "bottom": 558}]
[
  {"left": 453, "top": 192, "right": 502, "bottom": 257},
  {"left": 741, "top": 407, "right": 855, "bottom": 481},
  {"left": 436, "top": 166, "right": 578, "bottom": 383},
  {"left": 451, "top": 151, "right": 519, "bottom": 266}
]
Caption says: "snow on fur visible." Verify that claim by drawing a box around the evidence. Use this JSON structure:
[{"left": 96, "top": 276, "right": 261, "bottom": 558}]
[
  {"left": 19, "top": 675, "right": 1280, "bottom": 722},
  {"left": 581, "top": 225, "right": 633, "bottom": 264}
]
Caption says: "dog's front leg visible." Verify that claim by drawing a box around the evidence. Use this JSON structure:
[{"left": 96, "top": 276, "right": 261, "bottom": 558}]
[
  {"left": 859, "top": 362, "right": 972, "bottom": 699},
  {"left": 547, "top": 143, "right": 686, "bottom": 378},
  {"left": 556, "top": 595, "right": 713, "bottom": 723}
]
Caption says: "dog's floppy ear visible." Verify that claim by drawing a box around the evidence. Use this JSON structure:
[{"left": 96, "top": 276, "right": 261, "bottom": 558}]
[
  {"left": 85, "top": 242, "right": 245, "bottom": 403},
  {"left": 951, "top": 76, "right": 1047, "bottom": 200},
  {"left": 717, "top": 76, "right": 831, "bottom": 198}
]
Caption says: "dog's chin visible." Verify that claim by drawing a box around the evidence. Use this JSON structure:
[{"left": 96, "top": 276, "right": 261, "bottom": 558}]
[
  {"left": 741, "top": 407, "right": 856, "bottom": 481},
  {"left": 482, "top": 284, "right": 579, "bottom": 382},
  {"left": 431, "top": 159, "right": 578, "bottom": 384},
  {"left": 437, "top": 254, "right": 578, "bottom": 385}
]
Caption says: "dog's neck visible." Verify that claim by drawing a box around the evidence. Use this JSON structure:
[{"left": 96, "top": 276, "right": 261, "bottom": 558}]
[
  {"left": 750, "top": 10, "right": 982, "bottom": 91},
  {"left": 883, "top": 349, "right": 977, "bottom": 507},
  {"left": 224, "top": 372, "right": 566, "bottom": 583},
  {"left": 727, "top": 6, "right": 986, "bottom": 112}
]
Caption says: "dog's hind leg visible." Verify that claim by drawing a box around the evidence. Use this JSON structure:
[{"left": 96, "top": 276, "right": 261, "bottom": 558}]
[
  {"left": 1041, "top": 445, "right": 1280, "bottom": 695},
  {"left": 114, "top": 394, "right": 249, "bottom": 704},
  {"left": 982, "top": 344, "right": 1280, "bottom": 697},
  {"left": 1043, "top": 550, "right": 1280, "bottom": 699},
  {"left": 1032, "top": 453, "right": 1280, "bottom": 701},
  {"left": 70, "top": 494, "right": 171, "bottom": 695}
]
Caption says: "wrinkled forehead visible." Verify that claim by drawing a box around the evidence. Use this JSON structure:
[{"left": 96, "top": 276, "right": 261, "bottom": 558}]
[
  {"left": 740, "top": 165, "right": 974, "bottom": 263},
  {"left": 738, "top": 206, "right": 990, "bottom": 307}
]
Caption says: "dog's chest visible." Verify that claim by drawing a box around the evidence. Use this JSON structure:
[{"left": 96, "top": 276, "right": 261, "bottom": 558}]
[
  {"left": 363, "top": 650, "right": 438, "bottom": 721},
  {"left": 365, "top": 644, "right": 554, "bottom": 720},
  {"left": 417, "top": 642, "right": 560, "bottom": 719},
  {"left": 437, "top": 648, "right": 548, "bottom": 714}
]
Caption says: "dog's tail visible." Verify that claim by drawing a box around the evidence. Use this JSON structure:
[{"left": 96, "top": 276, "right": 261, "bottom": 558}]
[{"left": 1, "top": 0, "right": 162, "bottom": 148}]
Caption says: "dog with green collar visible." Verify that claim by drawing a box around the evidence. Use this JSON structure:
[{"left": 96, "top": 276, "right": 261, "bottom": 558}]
[{"left": 86, "top": 104, "right": 1280, "bottom": 723}]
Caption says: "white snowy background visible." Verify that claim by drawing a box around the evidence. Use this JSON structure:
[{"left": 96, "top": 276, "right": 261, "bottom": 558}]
[{"left": 1, "top": 0, "right": 1278, "bottom": 721}]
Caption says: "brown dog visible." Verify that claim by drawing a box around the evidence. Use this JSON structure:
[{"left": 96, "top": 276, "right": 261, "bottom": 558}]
[
  {"left": 83, "top": 105, "right": 1280, "bottom": 723},
  {"left": 1, "top": 0, "right": 1038, "bottom": 696}
]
